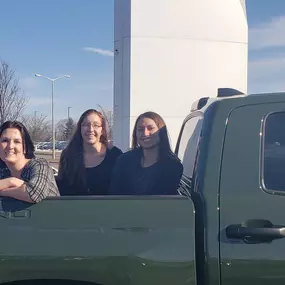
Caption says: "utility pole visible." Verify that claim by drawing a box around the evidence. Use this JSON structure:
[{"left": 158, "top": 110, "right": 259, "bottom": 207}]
[
  {"left": 68, "top": 106, "right": 72, "bottom": 120},
  {"left": 35, "top": 73, "right": 71, "bottom": 159},
  {"left": 34, "top": 111, "right": 38, "bottom": 120}
]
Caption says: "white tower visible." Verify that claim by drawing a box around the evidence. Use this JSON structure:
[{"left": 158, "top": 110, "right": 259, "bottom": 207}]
[{"left": 113, "top": 0, "right": 248, "bottom": 151}]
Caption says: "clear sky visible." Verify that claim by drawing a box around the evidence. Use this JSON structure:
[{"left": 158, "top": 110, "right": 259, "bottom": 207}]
[
  {"left": 0, "top": 0, "right": 114, "bottom": 121},
  {"left": 247, "top": 0, "right": 285, "bottom": 94},
  {"left": 0, "top": 0, "right": 285, "bottom": 121}
]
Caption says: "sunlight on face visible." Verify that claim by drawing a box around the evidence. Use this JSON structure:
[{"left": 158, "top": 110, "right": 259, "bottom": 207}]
[
  {"left": 136, "top": 117, "right": 160, "bottom": 149},
  {"left": 81, "top": 113, "right": 103, "bottom": 145},
  {"left": 0, "top": 128, "right": 25, "bottom": 165}
]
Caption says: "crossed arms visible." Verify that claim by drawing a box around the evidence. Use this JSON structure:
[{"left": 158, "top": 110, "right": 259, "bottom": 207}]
[{"left": 0, "top": 177, "right": 33, "bottom": 203}]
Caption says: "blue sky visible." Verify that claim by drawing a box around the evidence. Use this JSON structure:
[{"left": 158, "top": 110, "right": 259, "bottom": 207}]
[
  {"left": 0, "top": 0, "right": 285, "bottom": 121},
  {"left": 0, "top": 0, "right": 114, "bottom": 121},
  {"left": 247, "top": 0, "right": 285, "bottom": 94}
]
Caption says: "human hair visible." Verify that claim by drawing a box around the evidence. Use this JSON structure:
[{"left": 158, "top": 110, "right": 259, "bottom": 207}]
[
  {"left": 58, "top": 109, "right": 108, "bottom": 189},
  {"left": 131, "top": 111, "right": 177, "bottom": 161},
  {"left": 0, "top": 121, "right": 35, "bottom": 159}
]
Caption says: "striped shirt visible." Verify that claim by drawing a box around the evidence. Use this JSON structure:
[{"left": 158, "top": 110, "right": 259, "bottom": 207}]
[{"left": 0, "top": 158, "right": 60, "bottom": 203}]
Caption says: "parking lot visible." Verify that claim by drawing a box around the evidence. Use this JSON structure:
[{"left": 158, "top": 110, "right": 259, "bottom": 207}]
[
  {"left": 36, "top": 141, "right": 67, "bottom": 151},
  {"left": 35, "top": 151, "right": 61, "bottom": 169},
  {"left": 35, "top": 141, "right": 67, "bottom": 170}
]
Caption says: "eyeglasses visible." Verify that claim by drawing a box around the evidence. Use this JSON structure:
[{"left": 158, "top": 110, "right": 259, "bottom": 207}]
[{"left": 81, "top": 123, "right": 102, "bottom": 129}]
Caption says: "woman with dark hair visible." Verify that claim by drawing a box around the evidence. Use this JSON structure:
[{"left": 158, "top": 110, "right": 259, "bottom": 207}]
[
  {"left": 57, "top": 109, "right": 122, "bottom": 196},
  {"left": 0, "top": 121, "right": 59, "bottom": 203},
  {"left": 110, "top": 111, "right": 183, "bottom": 195}
]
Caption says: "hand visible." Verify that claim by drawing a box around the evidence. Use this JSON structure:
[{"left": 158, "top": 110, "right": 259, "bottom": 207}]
[
  {"left": 0, "top": 178, "right": 23, "bottom": 191},
  {"left": 7, "top": 177, "right": 25, "bottom": 188}
]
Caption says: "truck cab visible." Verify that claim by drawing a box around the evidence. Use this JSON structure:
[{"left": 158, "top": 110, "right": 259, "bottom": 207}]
[
  {"left": 175, "top": 91, "right": 285, "bottom": 285},
  {"left": 1, "top": 91, "right": 285, "bottom": 285}
]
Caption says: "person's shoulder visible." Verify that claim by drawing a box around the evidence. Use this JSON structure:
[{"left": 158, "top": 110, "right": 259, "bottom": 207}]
[
  {"left": 0, "top": 159, "right": 7, "bottom": 170},
  {"left": 109, "top": 145, "right": 123, "bottom": 157},
  {"left": 0, "top": 160, "right": 10, "bottom": 178},
  {"left": 116, "top": 149, "right": 139, "bottom": 164},
  {"left": 27, "top": 157, "right": 50, "bottom": 169}
]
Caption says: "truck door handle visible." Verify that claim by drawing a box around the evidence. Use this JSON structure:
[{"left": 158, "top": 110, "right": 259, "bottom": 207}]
[{"left": 226, "top": 219, "right": 285, "bottom": 243}]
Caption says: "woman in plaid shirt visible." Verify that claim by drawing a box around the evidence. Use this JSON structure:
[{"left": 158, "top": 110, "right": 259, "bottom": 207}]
[{"left": 0, "top": 121, "right": 60, "bottom": 203}]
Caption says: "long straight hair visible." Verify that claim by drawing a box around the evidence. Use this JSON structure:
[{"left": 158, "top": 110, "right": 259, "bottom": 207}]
[
  {"left": 132, "top": 111, "right": 178, "bottom": 161},
  {"left": 58, "top": 109, "right": 108, "bottom": 188}
]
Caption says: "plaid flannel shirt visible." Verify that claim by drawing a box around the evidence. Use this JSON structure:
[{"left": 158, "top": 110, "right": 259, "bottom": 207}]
[{"left": 0, "top": 158, "right": 60, "bottom": 203}]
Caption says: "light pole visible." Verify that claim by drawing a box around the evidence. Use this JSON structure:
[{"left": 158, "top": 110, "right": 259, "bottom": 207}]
[
  {"left": 68, "top": 106, "right": 72, "bottom": 120},
  {"left": 35, "top": 74, "right": 70, "bottom": 159},
  {"left": 33, "top": 111, "right": 39, "bottom": 143}
]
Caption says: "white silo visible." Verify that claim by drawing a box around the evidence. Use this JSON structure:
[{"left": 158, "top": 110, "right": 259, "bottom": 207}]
[{"left": 113, "top": 0, "right": 248, "bottom": 150}]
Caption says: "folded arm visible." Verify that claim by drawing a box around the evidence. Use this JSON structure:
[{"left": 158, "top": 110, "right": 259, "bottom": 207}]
[
  {"left": 0, "top": 177, "right": 25, "bottom": 190},
  {"left": 0, "top": 184, "right": 34, "bottom": 203},
  {"left": 0, "top": 159, "right": 59, "bottom": 203}
]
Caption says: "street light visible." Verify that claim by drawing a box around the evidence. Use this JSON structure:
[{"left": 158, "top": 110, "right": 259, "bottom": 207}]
[
  {"left": 68, "top": 106, "right": 72, "bottom": 120},
  {"left": 35, "top": 73, "right": 71, "bottom": 159}
]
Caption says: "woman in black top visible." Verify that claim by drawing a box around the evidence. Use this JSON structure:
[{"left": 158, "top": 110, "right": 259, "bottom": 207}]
[
  {"left": 57, "top": 109, "right": 122, "bottom": 196},
  {"left": 110, "top": 111, "right": 183, "bottom": 195}
]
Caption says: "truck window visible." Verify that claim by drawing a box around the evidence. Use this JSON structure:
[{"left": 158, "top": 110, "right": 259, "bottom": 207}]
[
  {"left": 177, "top": 115, "right": 203, "bottom": 178},
  {"left": 263, "top": 112, "right": 285, "bottom": 191}
]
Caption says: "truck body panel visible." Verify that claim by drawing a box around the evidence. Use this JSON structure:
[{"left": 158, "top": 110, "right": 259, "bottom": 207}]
[
  {"left": 0, "top": 197, "right": 195, "bottom": 285},
  {"left": 219, "top": 101, "right": 285, "bottom": 285}
]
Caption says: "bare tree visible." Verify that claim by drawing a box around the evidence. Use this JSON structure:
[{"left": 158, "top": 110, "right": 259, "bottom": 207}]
[
  {"left": 56, "top": 119, "right": 76, "bottom": 141},
  {"left": 62, "top": 118, "right": 76, "bottom": 141},
  {"left": 21, "top": 114, "right": 50, "bottom": 142},
  {"left": 97, "top": 104, "right": 113, "bottom": 141},
  {"left": 0, "top": 61, "right": 29, "bottom": 124},
  {"left": 56, "top": 119, "right": 68, "bottom": 141}
]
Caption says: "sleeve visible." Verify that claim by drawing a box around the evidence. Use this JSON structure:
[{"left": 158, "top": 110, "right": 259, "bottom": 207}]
[
  {"left": 25, "top": 159, "right": 60, "bottom": 203},
  {"left": 109, "top": 155, "right": 125, "bottom": 195}
]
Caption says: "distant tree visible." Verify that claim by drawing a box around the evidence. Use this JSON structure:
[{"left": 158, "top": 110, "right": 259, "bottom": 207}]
[
  {"left": 43, "top": 123, "right": 52, "bottom": 142},
  {"left": 21, "top": 114, "right": 50, "bottom": 143},
  {"left": 56, "top": 119, "right": 67, "bottom": 141},
  {"left": 0, "top": 61, "right": 29, "bottom": 124},
  {"left": 63, "top": 118, "right": 76, "bottom": 141},
  {"left": 56, "top": 118, "right": 76, "bottom": 141},
  {"left": 97, "top": 104, "right": 113, "bottom": 141}
]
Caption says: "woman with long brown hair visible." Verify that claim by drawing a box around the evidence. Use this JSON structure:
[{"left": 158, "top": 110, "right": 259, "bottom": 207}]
[
  {"left": 110, "top": 111, "right": 183, "bottom": 195},
  {"left": 57, "top": 109, "right": 122, "bottom": 195}
]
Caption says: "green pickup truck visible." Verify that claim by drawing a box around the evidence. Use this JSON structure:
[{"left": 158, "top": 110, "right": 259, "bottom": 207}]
[{"left": 1, "top": 91, "right": 285, "bottom": 285}]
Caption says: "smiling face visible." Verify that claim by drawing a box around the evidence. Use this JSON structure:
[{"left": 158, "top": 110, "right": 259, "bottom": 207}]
[
  {"left": 81, "top": 113, "right": 103, "bottom": 146},
  {"left": 136, "top": 117, "right": 160, "bottom": 149},
  {"left": 0, "top": 128, "right": 26, "bottom": 165}
]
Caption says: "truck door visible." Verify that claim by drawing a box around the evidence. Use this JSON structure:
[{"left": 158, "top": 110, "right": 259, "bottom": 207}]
[{"left": 219, "top": 101, "right": 285, "bottom": 285}]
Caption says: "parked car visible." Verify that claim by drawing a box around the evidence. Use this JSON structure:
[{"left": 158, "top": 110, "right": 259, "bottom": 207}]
[{"left": 51, "top": 167, "right": 58, "bottom": 176}]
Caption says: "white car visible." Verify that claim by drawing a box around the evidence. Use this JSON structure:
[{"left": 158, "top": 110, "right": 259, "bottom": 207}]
[{"left": 52, "top": 167, "right": 58, "bottom": 176}]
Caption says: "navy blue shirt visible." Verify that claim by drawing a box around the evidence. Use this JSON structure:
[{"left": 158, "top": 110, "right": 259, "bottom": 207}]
[{"left": 110, "top": 149, "right": 183, "bottom": 195}]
